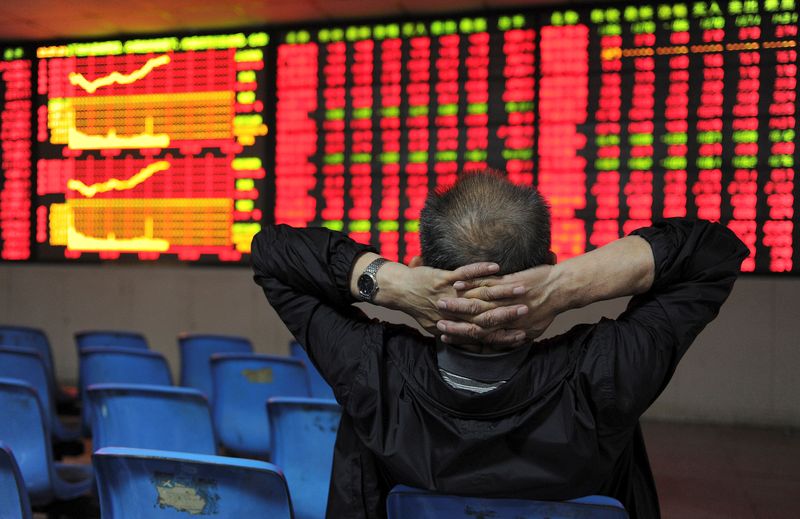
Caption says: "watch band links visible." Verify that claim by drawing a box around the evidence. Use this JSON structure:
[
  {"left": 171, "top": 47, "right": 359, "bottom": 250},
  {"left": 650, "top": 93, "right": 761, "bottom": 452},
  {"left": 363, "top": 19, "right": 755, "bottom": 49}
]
[{"left": 364, "top": 257, "right": 388, "bottom": 278}]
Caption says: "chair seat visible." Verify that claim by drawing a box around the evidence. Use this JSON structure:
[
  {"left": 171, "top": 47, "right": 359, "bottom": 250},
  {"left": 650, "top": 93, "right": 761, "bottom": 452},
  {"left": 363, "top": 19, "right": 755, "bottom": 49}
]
[
  {"left": 88, "top": 383, "right": 216, "bottom": 454},
  {"left": 268, "top": 397, "right": 341, "bottom": 519},
  {"left": 0, "top": 378, "right": 94, "bottom": 508},
  {"left": 0, "top": 346, "right": 79, "bottom": 445},
  {"left": 0, "top": 327, "right": 61, "bottom": 400},
  {"left": 386, "top": 485, "right": 628, "bottom": 519},
  {"left": 93, "top": 447, "right": 293, "bottom": 518},
  {"left": 178, "top": 334, "right": 253, "bottom": 400},
  {"left": 75, "top": 330, "right": 148, "bottom": 351},
  {"left": 79, "top": 348, "right": 173, "bottom": 434},
  {"left": 0, "top": 442, "right": 32, "bottom": 519},
  {"left": 211, "top": 354, "right": 311, "bottom": 458}
]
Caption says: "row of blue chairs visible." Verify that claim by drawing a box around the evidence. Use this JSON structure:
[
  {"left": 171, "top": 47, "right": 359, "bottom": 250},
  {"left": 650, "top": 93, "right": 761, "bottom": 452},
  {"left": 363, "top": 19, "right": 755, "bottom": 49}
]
[
  {"left": 0, "top": 376, "right": 340, "bottom": 518},
  {"left": 0, "top": 326, "right": 342, "bottom": 516},
  {"left": 76, "top": 346, "right": 324, "bottom": 458},
  {"left": 0, "top": 325, "right": 334, "bottom": 454},
  {"left": 0, "top": 325, "right": 334, "bottom": 401},
  {"left": 1, "top": 442, "right": 628, "bottom": 519}
]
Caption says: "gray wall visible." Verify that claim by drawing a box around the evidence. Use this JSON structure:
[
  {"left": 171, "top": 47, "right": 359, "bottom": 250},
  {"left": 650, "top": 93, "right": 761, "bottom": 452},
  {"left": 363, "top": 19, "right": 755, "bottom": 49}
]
[{"left": 1, "top": 263, "right": 798, "bottom": 427}]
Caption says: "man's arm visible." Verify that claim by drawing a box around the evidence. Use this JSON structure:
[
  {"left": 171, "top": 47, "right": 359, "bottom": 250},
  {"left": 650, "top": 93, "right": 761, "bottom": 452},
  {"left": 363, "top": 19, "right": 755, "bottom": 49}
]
[
  {"left": 251, "top": 225, "right": 514, "bottom": 402},
  {"left": 438, "top": 219, "right": 748, "bottom": 421},
  {"left": 251, "top": 225, "right": 379, "bottom": 404},
  {"left": 595, "top": 219, "right": 747, "bottom": 421}
]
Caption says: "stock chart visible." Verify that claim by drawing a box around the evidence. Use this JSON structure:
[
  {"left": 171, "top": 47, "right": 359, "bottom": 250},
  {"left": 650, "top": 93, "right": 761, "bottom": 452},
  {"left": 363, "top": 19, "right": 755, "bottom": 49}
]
[{"left": 34, "top": 33, "right": 269, "bottom": 262}]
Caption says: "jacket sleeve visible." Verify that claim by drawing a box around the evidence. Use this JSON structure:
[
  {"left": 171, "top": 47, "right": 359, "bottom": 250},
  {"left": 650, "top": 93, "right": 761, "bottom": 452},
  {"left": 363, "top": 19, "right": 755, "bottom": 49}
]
[
  {"left": 589, "top": 219, "right": 749, "bottom": 425},
  {"left": 250, "top": 224, "right": 381, "bottom": 406}
]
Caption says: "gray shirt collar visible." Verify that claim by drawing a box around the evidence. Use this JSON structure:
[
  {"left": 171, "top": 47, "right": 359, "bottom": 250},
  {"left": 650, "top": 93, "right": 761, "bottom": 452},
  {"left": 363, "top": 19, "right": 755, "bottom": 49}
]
[{"left": 436, "top": 342, "right": 529, "bottom": 383}]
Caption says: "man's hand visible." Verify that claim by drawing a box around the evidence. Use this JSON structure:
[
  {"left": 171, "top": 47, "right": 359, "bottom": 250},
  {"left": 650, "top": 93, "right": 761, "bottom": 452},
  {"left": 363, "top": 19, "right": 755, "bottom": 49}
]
[
  {"left": 435, "top": 265, "right": 562, "bottom": 347},
  {"left": 434, "top": 235, "right": 656, "bottom": 347},
  {"left": 351, "top": 252, "right": 508, "bottom": 336},
  {"left": 390, "top": 261, "right": 506, "bottom": 335}
]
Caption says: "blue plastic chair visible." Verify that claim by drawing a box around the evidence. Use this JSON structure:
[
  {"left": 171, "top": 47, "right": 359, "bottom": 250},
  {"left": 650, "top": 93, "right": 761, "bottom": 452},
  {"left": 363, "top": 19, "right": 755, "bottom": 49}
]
[
  {"left": 0, "top": 442, "right": 32, "bottom": 519},
  {"left": 386, "top": 486, "right": 629, "bottom": 519},
  {"left": 0, "top": 378, "right": 93, "bottom": 507},
  {"left": 88, "top": 383, "right": 216, "bottom": 454},
  {"left": 0, "top": 325, "right": 67, "bottom": 404},
  {"left": 211, "top": 353, "right": 310, "bottom": 458},
  {"left": 290, "top": 340, "right": 336, "bottom": 400},
  {"left": 0, "top": 346, "right": 80, "bottom": 442},
  {"left": 178, "top": 334, "right": 253, "bottom": 399},
  {"left": 80, "top": 347, "right": 173, "bottom": 434},
  {"left": 268, "top": 397, "right": 341, "bottom": 519},
  {"left": 93, "top": 447, "right": 293, "bottom": 519},
  {"left": 75, "top": 330, "right": 148, "bottom": 351}
]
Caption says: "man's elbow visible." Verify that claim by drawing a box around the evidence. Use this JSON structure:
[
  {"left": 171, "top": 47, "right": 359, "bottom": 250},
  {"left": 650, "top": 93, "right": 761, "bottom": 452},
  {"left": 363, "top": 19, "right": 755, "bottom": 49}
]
[{"left": 250, "top": 226, "right": 277, "bottom": 277}]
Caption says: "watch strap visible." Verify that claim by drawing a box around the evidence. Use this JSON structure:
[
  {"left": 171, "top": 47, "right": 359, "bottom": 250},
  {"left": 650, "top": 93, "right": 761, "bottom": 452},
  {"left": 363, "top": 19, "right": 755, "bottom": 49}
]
[
  {"left": 359, "top": 257, "right": 388, "bottom": 302},
  {"left": 364, "top": 257, "right": 388, "bottom": 278}
]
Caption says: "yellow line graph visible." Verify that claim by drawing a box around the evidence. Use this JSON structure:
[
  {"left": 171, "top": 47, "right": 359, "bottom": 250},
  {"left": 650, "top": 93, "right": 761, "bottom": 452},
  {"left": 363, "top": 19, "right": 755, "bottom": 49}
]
[
  {"left": 67, "top": 210, "right": 170, "bottom": 252},
  {"left": 48, "top": 92, "right": 234, "bottom": 146},
  {"left": 68, "top": 55, "right": 172, "bottom": 94},
  {"left": 67, "top": 113, "right": 170, "bottom": 150},
  {"left": 49, "top": 198, "right": 233, "bottom": 251},
  {"left": 67, "top": 161, "right": 171, "bottom": 198}
]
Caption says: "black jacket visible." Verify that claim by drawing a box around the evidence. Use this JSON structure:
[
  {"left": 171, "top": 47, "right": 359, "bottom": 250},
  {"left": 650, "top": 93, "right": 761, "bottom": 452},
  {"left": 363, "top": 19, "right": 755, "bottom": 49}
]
[{"left": 251, "top": 219, "right": 747, "bottom": 519}]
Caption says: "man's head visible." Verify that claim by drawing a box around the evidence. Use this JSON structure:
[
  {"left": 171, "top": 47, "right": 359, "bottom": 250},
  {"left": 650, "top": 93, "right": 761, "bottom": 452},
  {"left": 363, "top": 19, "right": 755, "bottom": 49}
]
[{"left": 419, "top": 171, "right": 552, "bottom": 275}]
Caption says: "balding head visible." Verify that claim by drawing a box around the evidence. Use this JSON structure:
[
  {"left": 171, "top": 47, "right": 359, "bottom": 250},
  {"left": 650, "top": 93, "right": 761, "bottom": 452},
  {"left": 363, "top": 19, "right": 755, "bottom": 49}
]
[{"left": 419, "top": 171, "right": 551, "bottom": 275}]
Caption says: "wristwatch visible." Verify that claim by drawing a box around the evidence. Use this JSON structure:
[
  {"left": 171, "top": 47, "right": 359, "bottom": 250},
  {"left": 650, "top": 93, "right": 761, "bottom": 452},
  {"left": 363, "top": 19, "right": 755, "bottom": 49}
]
[{"left": 357, "top": 258, "right": 388, "bottom": 302}]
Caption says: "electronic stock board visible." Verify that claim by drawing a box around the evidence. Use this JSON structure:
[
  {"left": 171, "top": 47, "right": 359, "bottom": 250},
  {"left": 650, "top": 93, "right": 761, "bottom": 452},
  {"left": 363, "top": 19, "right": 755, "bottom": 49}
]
[
  {"left": 274, "top": 2, "right": 798, "bottom": 272},
  {"left": 0, "top": 1, "right": 797, "bottom": 272},
  {"left": 33, "top": 33, "right": 268, "bottom": 261}
]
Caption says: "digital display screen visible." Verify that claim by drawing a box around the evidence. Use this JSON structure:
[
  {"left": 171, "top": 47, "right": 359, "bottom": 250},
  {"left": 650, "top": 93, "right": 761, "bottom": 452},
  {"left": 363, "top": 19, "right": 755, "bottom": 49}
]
[
  {"left": 0, "top": 48, "right": 33, "bottom": 261},
  {"left": 0, "top": 2, "right": 798, "bottom": 273},
  {"left": 275, "top": 16, "right": 538, "bottom": 263},
  {"left": 274, "top": 3, "right": 798, "bottom": 272},
  {"left": 34, "top": 32, "right": 269, "bottom": 262},
  {"left": 568, "top": 0, "right": 798, "bottom": 273}
]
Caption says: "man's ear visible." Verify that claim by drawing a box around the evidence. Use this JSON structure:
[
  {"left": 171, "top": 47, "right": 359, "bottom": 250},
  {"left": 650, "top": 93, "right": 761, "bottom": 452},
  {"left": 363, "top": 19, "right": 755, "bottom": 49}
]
[
  {"left": 547, "top": 250, "right": 557, "bottom": 265},
  {"left": 408, "top": 256, "right": 424, "bottom": 268}
]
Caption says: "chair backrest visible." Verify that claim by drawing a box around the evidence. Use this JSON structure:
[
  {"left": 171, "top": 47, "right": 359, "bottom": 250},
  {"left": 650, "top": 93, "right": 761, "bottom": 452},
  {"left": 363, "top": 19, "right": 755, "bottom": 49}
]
[
  {"left": 289, "top": 340, "right": 336, "bottom": 400},
  {"left": 80, "top": 348, "right": 173, "bottom": 433},
  {"left": 0, "top": 326, "right": 57, "bottom": 392},
  {"left": 268, "top": 397, "right": 341, "bottom": 519},
  {"left": 386, "top": 486, "right": 629, "bottom": 519},
  {"left": 178, "top": 334, "right": 253, "bottom": 398},
  {"left": 93, "top": 447, "right": 293, "bottom": 519},
  {"left": 211, "top": 353, "right": 310, "bottom": 458},
  {"left": 0, "top": 347, "right": 58, "bottom": 433},
  {"left": 0, "top": 442, "right": 33, "bottom": 519},
  {"left": 0, "top": 378, "right": 55, "bottom": 505},
  {"left": 88, "top": 384, "right": 217, "bottom": 454},
  {"left": 75, "top": 330, "right": 148, "bottom": 351}
]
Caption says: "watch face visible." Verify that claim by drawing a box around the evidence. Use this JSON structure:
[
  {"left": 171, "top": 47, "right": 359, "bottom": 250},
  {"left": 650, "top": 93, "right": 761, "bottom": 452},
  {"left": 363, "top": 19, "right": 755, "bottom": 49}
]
[{"left": 358, "top": 274, "right": 375, "bottom": 297}]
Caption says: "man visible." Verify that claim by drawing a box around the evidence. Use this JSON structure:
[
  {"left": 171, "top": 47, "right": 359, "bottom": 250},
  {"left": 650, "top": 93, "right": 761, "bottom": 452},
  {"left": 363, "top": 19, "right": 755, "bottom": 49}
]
[{"left": 251, "top": 171, "right": 747, "bottom": 518}]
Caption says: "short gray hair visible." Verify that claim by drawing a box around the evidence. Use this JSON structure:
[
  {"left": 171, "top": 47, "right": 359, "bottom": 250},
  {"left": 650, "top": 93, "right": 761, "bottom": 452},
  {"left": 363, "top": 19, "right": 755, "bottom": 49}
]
[{"left": 419, "top": 171, "right": 551, "bottom": 275}]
